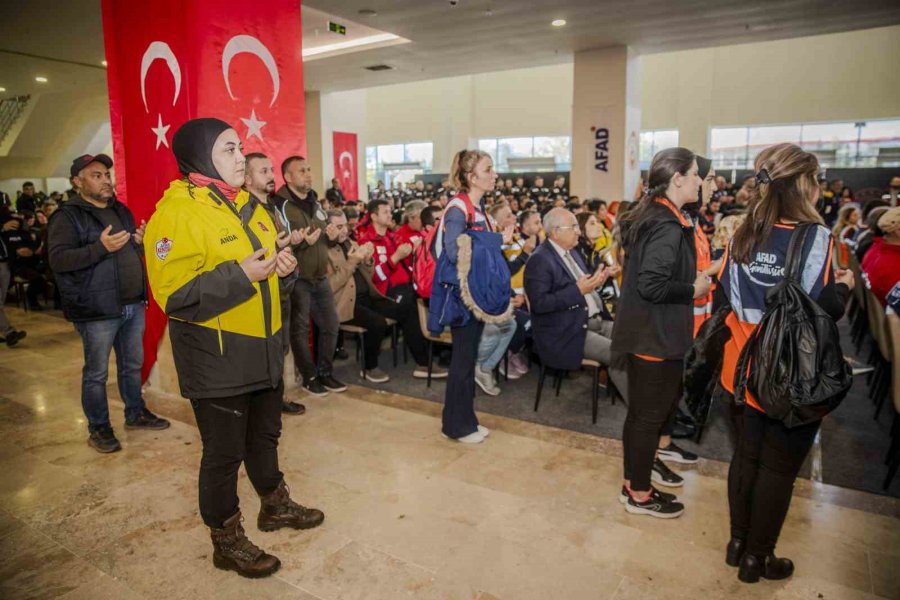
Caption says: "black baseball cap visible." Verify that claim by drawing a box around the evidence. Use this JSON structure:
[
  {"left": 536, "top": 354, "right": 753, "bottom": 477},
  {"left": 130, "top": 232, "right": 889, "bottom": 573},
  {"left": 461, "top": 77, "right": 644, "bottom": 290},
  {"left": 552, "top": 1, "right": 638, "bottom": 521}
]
[{"left": 70, "top": 153, "right": 113, "bottom": 178}]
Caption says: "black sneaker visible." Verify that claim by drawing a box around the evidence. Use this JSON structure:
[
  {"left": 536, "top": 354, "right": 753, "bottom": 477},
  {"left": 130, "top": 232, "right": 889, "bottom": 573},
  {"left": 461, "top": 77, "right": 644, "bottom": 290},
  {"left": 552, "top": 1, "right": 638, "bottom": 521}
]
[
  {"left": 334, "top": 347, "right": 349, "bottom": 360},
  {"left": 618, "top": 485, "right": 676, "bottom": 504},
  {"left": 302, "top": 378, "right": 330, "bottom": 397},
  {"left": 125, "top": 408, "right": 171, "bottom": 430},
  {"left": 658, "top": 442, "right": 699, "bottom": 464},
  {"left": 88, "top": 428, "right": 122, "bottom": 453},
  {"left": 282, "top": 400, "right": 306, "bottom": 414},
  {"left": 651, "top": 458, "right": 684, "bottom": 487},
  {"left": 5, "top": 330, "right": 26, "bottom": 348},
  {"left": 319, "top": 375, "right": 347, "bottom": 392},
  {"left": 625, "top": 487, "right": 685, "bottom": 519}
]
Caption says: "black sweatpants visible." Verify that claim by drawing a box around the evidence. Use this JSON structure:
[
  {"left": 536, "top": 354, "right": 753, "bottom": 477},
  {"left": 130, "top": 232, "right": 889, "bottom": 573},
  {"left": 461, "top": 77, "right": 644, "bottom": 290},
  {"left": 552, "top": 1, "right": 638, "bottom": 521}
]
[
  {"left": 346, "top": 288, "right": 428, "bottom": 369},
  {"left": 728, "top": 404, "right": 820, "bottom": 556},
  {"left": 442, "top": 318, "right": 483, "bottom": 439},
  {"left": 622, "top": 355, "right": 683, "bottom": 491},
  {"left": 190, "top": 381, "right": 285, "bottom": 528}
]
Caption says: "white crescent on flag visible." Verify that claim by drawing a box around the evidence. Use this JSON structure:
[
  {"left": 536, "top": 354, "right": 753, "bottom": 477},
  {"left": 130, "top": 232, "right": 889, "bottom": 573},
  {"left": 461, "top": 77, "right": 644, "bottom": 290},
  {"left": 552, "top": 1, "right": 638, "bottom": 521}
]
[
  {"left": 339, "top": 150, "right": 354, "bottom": 178},
  {"left": 222, "top": 35, "right": 281, "bottom": 108},
  {"left": 140, "top": 41, "right": 182, "bottom": 113}
]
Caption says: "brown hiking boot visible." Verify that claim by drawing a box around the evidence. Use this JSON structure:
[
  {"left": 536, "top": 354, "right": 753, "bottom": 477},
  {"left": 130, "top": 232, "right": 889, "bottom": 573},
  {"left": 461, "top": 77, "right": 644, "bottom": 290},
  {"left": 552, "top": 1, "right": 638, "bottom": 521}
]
[
  {"left": 209, "top": 511, "right": 280, "bottom": 578},
  {"left": 257, "top": 480, "right": 325, "bottom": 532}
]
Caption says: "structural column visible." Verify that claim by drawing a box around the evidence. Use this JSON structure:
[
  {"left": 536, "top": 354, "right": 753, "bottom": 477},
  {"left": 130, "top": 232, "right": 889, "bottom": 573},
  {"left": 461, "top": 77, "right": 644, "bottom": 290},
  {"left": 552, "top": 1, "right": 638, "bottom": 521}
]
[{"left": 571, "top": 46, "right": 642, "bottom": 202}]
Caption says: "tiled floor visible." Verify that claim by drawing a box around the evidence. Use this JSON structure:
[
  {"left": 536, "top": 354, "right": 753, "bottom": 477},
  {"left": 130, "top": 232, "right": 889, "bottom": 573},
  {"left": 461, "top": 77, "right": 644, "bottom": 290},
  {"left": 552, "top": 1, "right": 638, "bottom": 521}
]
[{"left": 1, "top": 307, "right": 898, "bottom": 600}]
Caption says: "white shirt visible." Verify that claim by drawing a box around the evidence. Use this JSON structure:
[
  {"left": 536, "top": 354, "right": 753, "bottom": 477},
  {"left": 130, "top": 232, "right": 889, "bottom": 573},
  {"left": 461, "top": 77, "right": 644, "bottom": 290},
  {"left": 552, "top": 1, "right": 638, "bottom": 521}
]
[{"left": 548, "top": 239, "right": 601, "bottom": 317}]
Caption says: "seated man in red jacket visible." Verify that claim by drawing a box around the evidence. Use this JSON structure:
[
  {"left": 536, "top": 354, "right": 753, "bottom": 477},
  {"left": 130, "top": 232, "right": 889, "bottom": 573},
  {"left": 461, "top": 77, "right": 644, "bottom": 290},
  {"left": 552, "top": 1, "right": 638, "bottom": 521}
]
[
  {"left": 357, "top": 199, "right": 420, "bottom": 301},
  {"left": 862, "top": 207, "right": 900, "bottom": 306},
  {"left": 393, "top": 200, "right": 427, "bottom": 281}
]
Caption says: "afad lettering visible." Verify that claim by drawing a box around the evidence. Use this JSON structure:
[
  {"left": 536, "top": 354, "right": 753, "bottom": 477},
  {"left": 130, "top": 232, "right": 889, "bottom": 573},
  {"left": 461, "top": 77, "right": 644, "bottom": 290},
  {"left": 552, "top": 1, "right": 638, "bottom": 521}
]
[
  {"left": 220, "top": 234, "right": 239, "bottom": 244},
  {"left": 594, "top": 127, "right": 609, "bottom": 172}
]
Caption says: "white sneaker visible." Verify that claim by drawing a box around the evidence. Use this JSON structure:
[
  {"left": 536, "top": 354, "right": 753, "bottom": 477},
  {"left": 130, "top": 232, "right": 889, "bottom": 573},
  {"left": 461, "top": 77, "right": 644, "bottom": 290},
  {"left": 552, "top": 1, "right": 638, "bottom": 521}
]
[
  {"left": 498, "top": 362, "right": 522, "bottom": 380},
  {"left": 474, "top": 366, "right": 501, "bottom": 396},
  {"left": 442, "top": 431, "right": 486, "bottom": 444},
  {"left": 477, "top": 425, "right": 490, "bottom": 437}
]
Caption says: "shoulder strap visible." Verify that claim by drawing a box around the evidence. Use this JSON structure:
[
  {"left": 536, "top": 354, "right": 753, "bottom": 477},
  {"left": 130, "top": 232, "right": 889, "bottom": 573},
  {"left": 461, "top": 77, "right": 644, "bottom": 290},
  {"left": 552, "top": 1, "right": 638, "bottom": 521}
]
[{"left": 785, "top": 223, "right": 814, "bottom": 282}]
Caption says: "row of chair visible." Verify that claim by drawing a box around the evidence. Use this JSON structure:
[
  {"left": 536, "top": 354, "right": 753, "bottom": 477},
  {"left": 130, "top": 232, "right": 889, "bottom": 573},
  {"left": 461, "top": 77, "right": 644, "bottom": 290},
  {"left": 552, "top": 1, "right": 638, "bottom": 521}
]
[{"left": 846, "top": 250, "right": 899, "bottom": 490}]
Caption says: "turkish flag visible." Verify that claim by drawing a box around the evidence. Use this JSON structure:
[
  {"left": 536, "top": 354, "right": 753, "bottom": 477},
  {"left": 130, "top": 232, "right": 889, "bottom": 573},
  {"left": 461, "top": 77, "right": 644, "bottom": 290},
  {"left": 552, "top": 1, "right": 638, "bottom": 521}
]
[
  {"left": 333, "top": 131, "right": 358, "bottom": 202},
  {"left": 102, "top": 0, "right": 306, "bottom": 382}
]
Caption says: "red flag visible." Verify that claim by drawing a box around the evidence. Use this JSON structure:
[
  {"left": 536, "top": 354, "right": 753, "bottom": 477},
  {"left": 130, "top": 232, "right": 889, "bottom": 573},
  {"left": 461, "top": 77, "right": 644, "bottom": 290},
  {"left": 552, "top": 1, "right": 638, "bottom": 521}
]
[
  {"left": 333, "top": 131, "right": 359, "bottom": 202},
  {"left": 102, "top": 0, "right": 306, "bottom": 382}
]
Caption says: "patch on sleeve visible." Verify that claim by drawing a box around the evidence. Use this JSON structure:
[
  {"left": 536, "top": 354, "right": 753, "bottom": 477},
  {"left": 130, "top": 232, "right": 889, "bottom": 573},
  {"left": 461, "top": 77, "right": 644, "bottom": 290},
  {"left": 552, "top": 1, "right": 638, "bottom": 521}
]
[{"left": 155, "top": 237, "right": 173, "bottom": 260}]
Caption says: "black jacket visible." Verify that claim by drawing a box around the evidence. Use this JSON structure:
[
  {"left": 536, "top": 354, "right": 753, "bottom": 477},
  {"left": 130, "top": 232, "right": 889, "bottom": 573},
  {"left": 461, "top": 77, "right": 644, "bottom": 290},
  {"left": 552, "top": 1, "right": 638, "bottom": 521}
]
[
  {"left": 47, "top": 197, "right": 146, "bottom": 322},
  {"left": 611, "top": 201, "right": 696, "bottom": 360}
]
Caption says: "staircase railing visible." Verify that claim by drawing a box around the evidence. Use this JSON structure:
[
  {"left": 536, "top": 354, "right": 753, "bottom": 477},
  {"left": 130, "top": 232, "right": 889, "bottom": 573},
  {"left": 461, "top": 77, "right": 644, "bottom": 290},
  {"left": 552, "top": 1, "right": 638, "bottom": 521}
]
[{"left": 0, "top": 95, "right": 31, "bottom": 147}]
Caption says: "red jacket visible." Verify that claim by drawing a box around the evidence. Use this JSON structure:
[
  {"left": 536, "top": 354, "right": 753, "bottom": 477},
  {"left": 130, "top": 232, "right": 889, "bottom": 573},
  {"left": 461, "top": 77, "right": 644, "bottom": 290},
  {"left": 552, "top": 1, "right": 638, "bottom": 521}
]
[
  {"left": 394, "top": 223, "right": 424, "bottom": 276},
  {"left": 862, "top": 238, "right": 900, "bottom": 306},
  {"left": 357, "top": 222, "right": 410, "bottom": 294}
]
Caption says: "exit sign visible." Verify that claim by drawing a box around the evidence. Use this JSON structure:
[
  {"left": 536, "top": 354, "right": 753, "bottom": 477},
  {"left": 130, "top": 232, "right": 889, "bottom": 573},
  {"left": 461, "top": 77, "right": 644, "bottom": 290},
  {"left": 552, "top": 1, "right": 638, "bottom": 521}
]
[{"left": 328, "top": 21, "right": 346, "bottom": 35}]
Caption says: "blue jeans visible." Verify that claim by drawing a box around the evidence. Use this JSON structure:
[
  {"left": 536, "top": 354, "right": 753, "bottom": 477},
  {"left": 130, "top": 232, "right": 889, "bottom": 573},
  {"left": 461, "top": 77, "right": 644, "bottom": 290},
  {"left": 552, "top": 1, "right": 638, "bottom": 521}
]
[
  {"left": 476, "top": 318, "right": 516, "bottom": 370},
  {"left": 73, "top": 303, "right": 146, "bottom": 432}
]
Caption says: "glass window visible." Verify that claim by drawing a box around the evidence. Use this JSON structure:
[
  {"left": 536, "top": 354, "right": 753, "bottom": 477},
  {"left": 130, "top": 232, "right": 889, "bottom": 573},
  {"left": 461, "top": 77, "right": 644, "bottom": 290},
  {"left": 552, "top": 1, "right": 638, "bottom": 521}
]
[
  {"left": 365, "top": 142, "right": 433, "bottom": 189},
  {"left": 858, "top": 119, "right": 900, "bottom": 167},
  {"left": 477, "top": 136, "right": 571, "bottom": 172},
  {"left": 404, "top": 142, "right": 433, "bottom": 170},
  {"left": 638, "top": 130, "right": 679, "bottom": 169},
  {"left": 747, "top": 125, "right": 801, "bottom": 166},
  {"left": 478, "top": 139, "right": 498, "bottom": 164},
  {"left": 800, "top": 122, "right": 857, "bottom": 168},
  {"left": 534, "top": 136, "right": 572, "bottom": 170},
  {"left": 710, "top": 127, "right": 749, "bottom": 169},
  {"left": 377, "top": 144, "right": 404, "bottom": 165}
]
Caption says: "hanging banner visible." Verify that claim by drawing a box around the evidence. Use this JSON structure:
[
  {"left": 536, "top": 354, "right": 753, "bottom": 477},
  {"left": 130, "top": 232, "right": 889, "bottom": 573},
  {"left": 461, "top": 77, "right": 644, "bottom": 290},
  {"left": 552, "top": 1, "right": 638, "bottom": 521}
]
[
  {"left": 332, "top": 131, "right": 358, "bottom": 202},
  {"left": 102, "top": 0, "right": 306, "bottom": 382}
]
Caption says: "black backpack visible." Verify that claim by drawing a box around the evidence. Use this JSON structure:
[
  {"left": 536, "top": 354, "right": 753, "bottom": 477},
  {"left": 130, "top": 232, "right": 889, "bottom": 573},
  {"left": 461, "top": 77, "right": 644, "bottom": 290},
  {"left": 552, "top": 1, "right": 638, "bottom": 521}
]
[{"left": 733, "top": 224, "right": 852, "bottom": 427}]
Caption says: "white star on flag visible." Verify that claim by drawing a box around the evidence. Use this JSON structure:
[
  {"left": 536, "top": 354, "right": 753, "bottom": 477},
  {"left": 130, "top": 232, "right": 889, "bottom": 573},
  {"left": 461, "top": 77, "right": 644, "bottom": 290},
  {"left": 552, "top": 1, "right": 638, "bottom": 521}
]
[
  {"left": 151, "top": 114, "right": 170, "bottom": 149},
  {"left": 241, "top": 109, "right": 267, "bottom": 141}
]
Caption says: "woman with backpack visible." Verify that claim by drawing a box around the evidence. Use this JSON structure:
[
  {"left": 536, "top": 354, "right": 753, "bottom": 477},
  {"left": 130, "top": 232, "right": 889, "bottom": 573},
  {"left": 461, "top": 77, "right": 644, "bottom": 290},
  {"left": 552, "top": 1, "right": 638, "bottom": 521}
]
[
  {"left": 718, "top": 143, "right": 854, "bottom": 584},
  {"left": 433, "top": 149, "right": 513, "bottom": 444},
  {"left": 611, "top": 147, "right": 711, "bottom": 518}
]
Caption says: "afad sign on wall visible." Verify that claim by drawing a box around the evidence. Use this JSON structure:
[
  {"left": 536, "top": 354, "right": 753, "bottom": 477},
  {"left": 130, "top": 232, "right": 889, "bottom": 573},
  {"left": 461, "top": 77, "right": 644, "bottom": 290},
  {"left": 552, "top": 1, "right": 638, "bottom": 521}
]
[{"left": 591, "top": 126, "right": 610, "bottom": 172}]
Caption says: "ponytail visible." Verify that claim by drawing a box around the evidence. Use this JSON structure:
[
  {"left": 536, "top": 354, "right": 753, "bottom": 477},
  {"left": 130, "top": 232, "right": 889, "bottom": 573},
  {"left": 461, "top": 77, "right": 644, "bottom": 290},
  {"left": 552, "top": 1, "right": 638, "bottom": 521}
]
[{"left": 450, "top": 149, "right": 491, "bottom": 191}]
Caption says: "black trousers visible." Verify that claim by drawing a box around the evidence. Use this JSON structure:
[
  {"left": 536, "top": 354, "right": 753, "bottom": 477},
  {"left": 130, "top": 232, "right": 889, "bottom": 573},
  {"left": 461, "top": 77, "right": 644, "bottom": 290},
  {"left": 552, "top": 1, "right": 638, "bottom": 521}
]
[
  {"left": 728, "top": 404, "right": 820, "bottom": 556},
  {"left": 622, "top": 355, "right": 683, "bottom": 491},
  {"left": 442, "top": 318, "right": 483, "bottom": 439},
  {"left": 190, "top": 381, "right": 285, "bottom": 528},
  {"left": 347, "top": 286, "right": 428, "bottom": 369}
]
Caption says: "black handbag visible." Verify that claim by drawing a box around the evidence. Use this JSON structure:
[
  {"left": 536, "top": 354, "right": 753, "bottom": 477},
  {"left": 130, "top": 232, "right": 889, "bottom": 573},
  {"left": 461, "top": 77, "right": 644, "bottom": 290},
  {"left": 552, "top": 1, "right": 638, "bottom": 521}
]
[
  {"left": 733, "top": 224, "right": 852, "bottom": 427},
  {"left": 683, "top": 304, "right": 732, "bottom": 425}
]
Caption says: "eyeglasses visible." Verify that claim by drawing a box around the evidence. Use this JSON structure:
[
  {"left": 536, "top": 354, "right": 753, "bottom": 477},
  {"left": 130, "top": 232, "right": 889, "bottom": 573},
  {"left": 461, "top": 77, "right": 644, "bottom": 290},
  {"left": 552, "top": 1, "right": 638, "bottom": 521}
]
[{"left": 555, "top": 224, "right": 580, "bottom": 232}]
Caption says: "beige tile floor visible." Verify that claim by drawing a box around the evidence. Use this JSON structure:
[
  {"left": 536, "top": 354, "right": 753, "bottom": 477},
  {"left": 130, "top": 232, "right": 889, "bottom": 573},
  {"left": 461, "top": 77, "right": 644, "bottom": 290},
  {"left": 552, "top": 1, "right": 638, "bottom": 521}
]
[{"left": 0, "top": 307, "right": 898, "bottom": 600}]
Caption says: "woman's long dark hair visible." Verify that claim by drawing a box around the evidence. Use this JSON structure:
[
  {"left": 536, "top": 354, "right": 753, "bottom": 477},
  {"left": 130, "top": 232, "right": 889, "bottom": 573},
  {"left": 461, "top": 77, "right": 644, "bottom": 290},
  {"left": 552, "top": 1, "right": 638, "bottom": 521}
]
[
  {"left": 618, "top": 147, "right": 696, "bottom": 248},
  {"left": 730, "top": 143, "right": 823, "bottom": 264}
]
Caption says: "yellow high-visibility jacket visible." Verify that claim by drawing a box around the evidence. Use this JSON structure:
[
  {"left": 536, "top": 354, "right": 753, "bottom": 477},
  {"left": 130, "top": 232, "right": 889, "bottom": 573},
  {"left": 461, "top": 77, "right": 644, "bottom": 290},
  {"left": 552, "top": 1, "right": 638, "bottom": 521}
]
[{"left": 144, "top": 180, "right": 283, "bottom": 399}]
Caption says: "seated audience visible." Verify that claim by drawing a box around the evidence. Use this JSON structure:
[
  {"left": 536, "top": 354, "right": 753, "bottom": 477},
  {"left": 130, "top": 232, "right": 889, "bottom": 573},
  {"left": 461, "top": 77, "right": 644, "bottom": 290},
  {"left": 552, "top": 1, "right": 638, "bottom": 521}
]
[
  {"left": 862, "top": 207, "right": 900, "bottom": 306},
  {"left": 326, "top": 209, "right": 446, "bottom": 382},
  {"left": 357, "top": 200, "right": 418, "bottom": 299},
  {"left": 1, "top": 216, "right": 46, "bottom": 310},
  {"left": 575, "top": 212, "right": 608, "bottom": 272},
  {"left": 854, "top": 201, "right": 889, "bottom": 261},
  {"left": 524, "top": 208, "right": 624, "bottom": 391},
  {"left": 832, "top": 204, "right": 861, "bottom": 241}
]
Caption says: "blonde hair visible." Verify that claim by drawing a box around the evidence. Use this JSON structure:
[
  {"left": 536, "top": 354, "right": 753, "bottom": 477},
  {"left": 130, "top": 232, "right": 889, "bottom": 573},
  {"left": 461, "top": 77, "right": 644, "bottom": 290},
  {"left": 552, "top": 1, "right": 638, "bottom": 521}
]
[
  {"left": 730, "top": 143, "right": 823, "bottom": 264},
  {"left": 712, "top": 214, "right": 746, "bottom": 250},
  {"left": 450, "top": 149, "right": 492, "bottom": 191}
]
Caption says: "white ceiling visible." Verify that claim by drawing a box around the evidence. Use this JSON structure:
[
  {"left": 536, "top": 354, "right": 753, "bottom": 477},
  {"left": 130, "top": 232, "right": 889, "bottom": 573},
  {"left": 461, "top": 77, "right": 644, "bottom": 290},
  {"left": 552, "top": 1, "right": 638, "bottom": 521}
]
[{"left": 1, "top": 0, "right": 899, "bottom": 99}]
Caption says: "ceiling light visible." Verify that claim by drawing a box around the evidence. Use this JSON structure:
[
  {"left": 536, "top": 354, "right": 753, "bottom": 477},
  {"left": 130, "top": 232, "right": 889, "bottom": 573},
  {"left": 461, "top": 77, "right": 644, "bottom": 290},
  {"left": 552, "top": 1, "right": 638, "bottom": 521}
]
[
  {"left": 101, "top": 60, "right": 107, "bottom": 67},
  {"left": 35, "top": 76, "right": 48, "bottom": 83},
  {"left": 551, "top": 19, "right": 566, "bottom": 27},
  {"left": 358, "top": 9, "right": 377, "bottom": 17},
  {"left": 0, "top": 87, "right": 6, "bottom": 93},
  {"left": 303, "top": 33, "right": 400, "bottom": 58}
]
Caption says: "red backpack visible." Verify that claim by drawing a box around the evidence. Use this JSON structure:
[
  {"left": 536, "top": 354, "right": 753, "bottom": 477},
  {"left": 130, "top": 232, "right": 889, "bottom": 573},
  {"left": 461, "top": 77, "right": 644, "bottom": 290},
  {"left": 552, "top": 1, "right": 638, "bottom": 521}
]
[{"left": 412, "top": 195, "right": 476, "bottom": 298}]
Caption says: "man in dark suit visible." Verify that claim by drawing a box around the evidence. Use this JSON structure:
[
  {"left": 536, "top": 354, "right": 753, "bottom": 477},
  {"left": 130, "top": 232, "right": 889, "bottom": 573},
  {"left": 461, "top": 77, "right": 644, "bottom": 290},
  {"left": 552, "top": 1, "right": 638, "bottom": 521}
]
[{"left": 524, "top": 208, "right": 625, "bottom": 393}]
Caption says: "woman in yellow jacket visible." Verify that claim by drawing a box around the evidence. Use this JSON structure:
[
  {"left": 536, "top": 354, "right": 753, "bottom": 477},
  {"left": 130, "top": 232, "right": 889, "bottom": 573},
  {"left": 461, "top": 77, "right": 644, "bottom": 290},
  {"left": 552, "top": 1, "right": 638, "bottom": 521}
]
[{"left": 144, "top": 118, "right": 322, "bottom": 579}]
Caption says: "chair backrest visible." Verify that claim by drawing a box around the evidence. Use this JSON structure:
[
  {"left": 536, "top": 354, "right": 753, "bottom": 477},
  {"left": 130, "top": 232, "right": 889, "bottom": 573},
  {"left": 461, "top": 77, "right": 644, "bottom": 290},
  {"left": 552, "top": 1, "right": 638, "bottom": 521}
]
[
  {"left": 416, "top": 298, "right": 446, "bottom": 342},
  {"left": 865, "top": 289, "right": 890, "bottom": 360},
  {"left": 847, "top": 251, "right": 865, "bottom": 308},
  {"left": 886, "top": 312, "right": 900, "bottom": 414}
]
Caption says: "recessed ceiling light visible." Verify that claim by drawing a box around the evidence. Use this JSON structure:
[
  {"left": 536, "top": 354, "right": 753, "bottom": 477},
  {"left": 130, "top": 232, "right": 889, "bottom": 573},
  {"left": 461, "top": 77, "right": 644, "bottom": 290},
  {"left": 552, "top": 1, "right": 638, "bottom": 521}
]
[
  {"left": 35, "top": 76, "right": 48, "bottom": 83},
  {"left": 358, "top": 8, "right": 377, "bottom": 17},
  {"left": 101, "top": 60, "right": 107, "bottom": 67},
  {"left": 552, "top": 19, "right": 566, "bottom": 27},
  {"left": 0, "top": 87, "right": 6, "bottom": 93}
]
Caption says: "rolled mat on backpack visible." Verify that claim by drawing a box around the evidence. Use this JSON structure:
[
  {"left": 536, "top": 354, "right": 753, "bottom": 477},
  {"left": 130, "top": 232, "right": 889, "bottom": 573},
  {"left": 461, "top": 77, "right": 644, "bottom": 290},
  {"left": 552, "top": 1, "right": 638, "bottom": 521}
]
[{"left": 455, "top": 232, "right": 514, "bottom": 324}]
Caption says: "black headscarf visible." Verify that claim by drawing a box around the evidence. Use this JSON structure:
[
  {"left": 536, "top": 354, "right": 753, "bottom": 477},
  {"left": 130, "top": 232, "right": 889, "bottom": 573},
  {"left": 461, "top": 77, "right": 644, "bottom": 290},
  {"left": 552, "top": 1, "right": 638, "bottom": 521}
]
[
  {"left": 684, "top": 155, "right": 713, "bottom": 217},
  {"left": 172, "top": 118, "right": 232, "bottom": 178}
]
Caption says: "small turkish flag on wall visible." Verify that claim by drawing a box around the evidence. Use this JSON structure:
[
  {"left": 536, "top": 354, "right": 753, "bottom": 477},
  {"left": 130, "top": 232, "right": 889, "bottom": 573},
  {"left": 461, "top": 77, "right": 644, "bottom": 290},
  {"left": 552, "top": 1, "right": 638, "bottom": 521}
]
[
  {"left": 102, "top": 0, "right": 306, "bottom": 381},
  {"left": 333, "top": 131, "right": 359, "bottom": 202}
]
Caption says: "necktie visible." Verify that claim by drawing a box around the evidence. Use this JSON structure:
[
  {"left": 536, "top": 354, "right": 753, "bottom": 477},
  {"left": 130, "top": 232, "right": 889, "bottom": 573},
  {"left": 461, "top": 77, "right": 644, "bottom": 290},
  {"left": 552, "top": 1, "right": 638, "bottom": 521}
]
[{"left": 564, "top": 251, "right": 603, "bottom": 317}]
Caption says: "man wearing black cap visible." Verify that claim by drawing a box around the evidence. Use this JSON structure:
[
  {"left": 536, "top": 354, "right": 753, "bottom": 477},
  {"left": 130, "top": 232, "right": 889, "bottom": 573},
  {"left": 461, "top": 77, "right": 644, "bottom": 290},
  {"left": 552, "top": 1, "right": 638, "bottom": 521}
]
[{"left": 48, "top": 154, "right": 170, "bottom": 454}]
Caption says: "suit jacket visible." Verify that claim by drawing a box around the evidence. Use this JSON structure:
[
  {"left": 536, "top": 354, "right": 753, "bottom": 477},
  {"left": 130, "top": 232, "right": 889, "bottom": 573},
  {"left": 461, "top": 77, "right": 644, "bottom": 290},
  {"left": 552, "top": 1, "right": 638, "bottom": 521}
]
[
  {"left": 327, "top": 240, "right": 386, "bottom": 323},
  {"left": 524, "top": 241, "right": 592, "bottom": 371}
]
